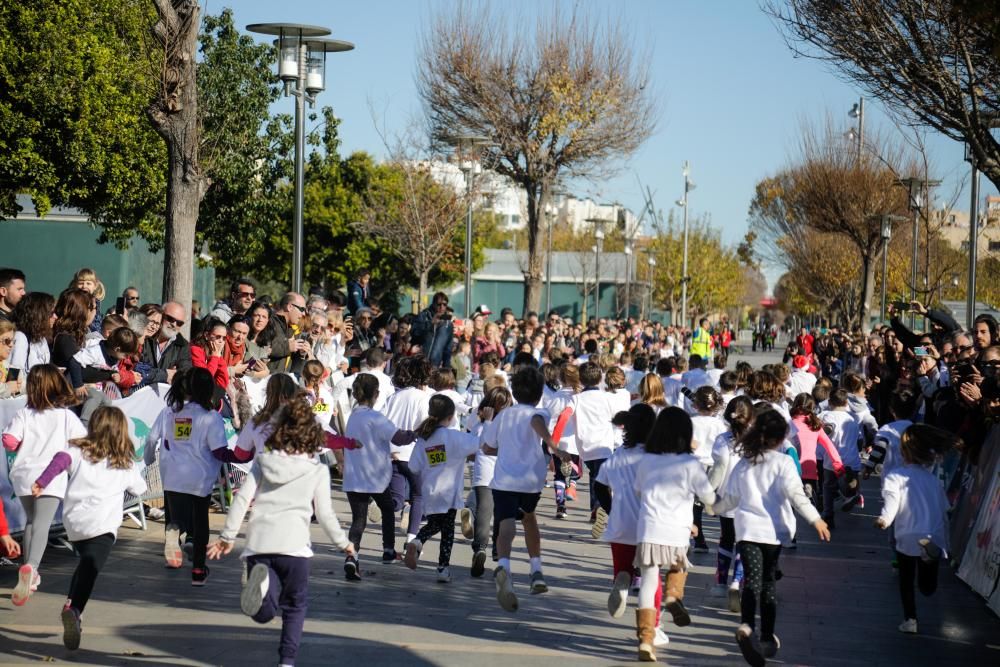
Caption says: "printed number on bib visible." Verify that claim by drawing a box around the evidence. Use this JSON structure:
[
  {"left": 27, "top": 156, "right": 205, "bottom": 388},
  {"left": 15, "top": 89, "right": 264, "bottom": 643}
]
[
  {"left": 174, "top": 418, "right": 193, "bottom": 441},
  {"left": 425, "top": 444, "right": 447, "bottom": 467},
  {"left": 313, "top": 400, "right": 328, "bottom": 414}
]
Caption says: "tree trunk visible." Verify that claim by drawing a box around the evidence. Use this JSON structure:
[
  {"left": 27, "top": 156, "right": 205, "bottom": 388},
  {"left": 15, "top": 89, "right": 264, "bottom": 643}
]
[
  {"left": 859, "top": 249, "right": 876, "bottom": 334},
  {"left": 522, "top": 186, "right": 544, "bottom": 316},
  {"left": 149, "top": 0, "right": 205, "bottom": 337},
  {"left": 418, "top": 269, "right": 429, "bottom": 309}
]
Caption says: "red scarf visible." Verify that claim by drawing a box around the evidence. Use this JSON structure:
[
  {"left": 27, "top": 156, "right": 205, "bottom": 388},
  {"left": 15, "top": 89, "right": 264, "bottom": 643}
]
[{"left": 223, "top": 335, "right": 246, "bottom": 368}]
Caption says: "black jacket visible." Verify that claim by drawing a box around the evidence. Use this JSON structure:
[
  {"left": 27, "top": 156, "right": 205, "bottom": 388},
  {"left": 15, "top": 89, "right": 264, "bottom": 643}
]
[{"left": 141, "top": 334, "right": 193, "bottom": 384}]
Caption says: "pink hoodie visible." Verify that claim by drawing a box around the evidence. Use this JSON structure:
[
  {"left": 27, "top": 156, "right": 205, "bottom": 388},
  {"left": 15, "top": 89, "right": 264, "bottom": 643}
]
[{"left": 791, "top": 414, "right": 844, "bottom": 480}]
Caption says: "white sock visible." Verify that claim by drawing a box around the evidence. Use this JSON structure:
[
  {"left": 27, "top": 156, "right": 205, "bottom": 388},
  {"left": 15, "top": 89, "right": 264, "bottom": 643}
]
[
  {"left": 406, "top": 533, "right": 417, "bottom": 543},
  {"left": 529, "top": 556, "right": 542, "bottom": 573},
  {"left": 498, "top": 557, "right": 511, "bottom": 572}
]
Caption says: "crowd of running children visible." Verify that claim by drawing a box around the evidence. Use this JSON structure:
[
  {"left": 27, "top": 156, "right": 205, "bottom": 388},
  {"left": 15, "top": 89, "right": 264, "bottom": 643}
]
[{"left": 2, "top": 294, "right": 998, "bottom": 666}]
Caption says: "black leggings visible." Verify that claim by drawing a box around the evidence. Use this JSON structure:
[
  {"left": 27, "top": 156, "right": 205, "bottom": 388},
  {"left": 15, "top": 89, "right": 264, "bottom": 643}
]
[
  {"left": 738, "top": 541, "right": 782, "bottom": 640},
  {"left": 164, "top": 491, "right": 210, "bottom": 569},
  {"left": 346, "top": 490, "right": 396, "bottom": 553},
  {"left": 897, "top": 552, "right": 939, "bottom": 620},
  {"left": 416, "top": 509, "right": 457, "bottom": 567},
  {"left": 68, "top": 533, "right": 115, "bottom": 612}
]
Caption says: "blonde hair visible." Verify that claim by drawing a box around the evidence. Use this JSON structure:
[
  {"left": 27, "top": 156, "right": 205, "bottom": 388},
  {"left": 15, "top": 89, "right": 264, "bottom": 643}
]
[
  {"left": 68, "top": 406, "right": 135, "bottom": 469},
  {"left": 639, "top": 373, "right": 667, "bottom": 408},
  {"left": 604, "top": 366, "right": 626, "bottom": 391},
  {"left": 69, "top": 267, "right": 106, "bottom": 300}
]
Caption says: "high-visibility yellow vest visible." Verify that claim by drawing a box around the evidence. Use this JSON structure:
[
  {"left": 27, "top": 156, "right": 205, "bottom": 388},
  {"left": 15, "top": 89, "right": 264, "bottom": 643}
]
[{"left": 690, "top": 327, "right": 712, "bottom": 359}]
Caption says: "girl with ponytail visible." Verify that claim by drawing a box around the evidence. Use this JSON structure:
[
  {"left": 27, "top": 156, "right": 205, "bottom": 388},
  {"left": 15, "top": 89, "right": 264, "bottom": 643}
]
[{"left": 404, "top": 394, "right": 481, "bottom": 583}]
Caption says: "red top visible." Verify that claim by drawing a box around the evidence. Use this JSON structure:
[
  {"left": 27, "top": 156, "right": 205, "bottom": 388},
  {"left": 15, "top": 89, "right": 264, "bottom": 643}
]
[
  {"left": 792, "top": 415, "right": 844, "bottom": 481},
  {"left": 190, "top": 346, "right": 230, "bottom": 389},
  {"left": 797, "top": 333, "right": 815, "bottom": 356},
  {"left": 0, "top": 497, "right": 10, "bottom": 538}
]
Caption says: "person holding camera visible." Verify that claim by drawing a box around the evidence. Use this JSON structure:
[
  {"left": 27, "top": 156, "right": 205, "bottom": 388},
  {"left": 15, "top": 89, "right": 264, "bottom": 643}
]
[{"left": 412, "top": 292, "right": 454, "bottom": 368}]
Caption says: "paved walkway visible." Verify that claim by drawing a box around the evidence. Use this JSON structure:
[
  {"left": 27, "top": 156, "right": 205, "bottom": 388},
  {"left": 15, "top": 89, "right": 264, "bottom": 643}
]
[{"left": 2, "top": 472, "right": 999, "bottom": 666}]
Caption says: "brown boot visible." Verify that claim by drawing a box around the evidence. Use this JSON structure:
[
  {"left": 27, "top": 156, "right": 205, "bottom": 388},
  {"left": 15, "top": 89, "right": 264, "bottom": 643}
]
[
  {"left": 636, "top": 607, "right": 658, "bottom": 662},
  {"left": 664, "top": 570, "right": 691, "bottom": 626}
]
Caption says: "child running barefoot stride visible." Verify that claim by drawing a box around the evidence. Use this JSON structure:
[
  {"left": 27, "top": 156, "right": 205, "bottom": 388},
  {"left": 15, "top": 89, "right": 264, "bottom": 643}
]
[
  {"left": 483, "top": 366, "right": 571, "bottom": 612},
  {"left": 713, "top": 409, "right": 831, "bottom": 667},
  {"left": 593, "top": 404, "right": 669, "bottom": 648},
  {"left": 632, "top": 407, "right": 717, "bottom": 662},
  {"left": 31, "top": 406, "right": 146, "bottom": 649},
  {"left": 875, "top": 423, "right": 960, "bottom": 635},
  {"left": 208, "top": 394, "right": 356, "bottom": 667},
  {"left": 3, "top": 364, "right": 85, "bottom": 606},
  {"left": 404, "top": 394, "right": 481, "bottom": 582}
]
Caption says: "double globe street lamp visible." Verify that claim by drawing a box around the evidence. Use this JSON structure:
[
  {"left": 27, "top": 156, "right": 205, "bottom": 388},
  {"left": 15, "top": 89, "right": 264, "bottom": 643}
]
[{"left": 246, "top": 23, "right": 354, "bottom": 294}]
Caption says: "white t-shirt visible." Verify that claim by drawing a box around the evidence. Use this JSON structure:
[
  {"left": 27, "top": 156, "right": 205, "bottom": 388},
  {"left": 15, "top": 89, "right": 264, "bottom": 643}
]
[
  {"left": 691, "top": 414, "right": 727, "bottom": 466},
  {"left": 633, "top": 452, "right": 715, "bottom": 547},
  {"left": 9, "top": 331, "right": 51, "bottom": 372},
  {"left": 786, "top": 369, "right": 817, "bottom": 400},
  {"left": 148, "top": 403, "right": 228, "bottom": 496},
  {"left": 681, "top": 368, "right": 712, "bottom": 392},
  {"left": 488, "top": 403, "right": 551, "bottom": 493},
  {"left": 625, "top": 369, "right": 646, "bottom": 396},
  {"left": 710, "top": 431, "right": 738, "bottom": 518},
  {"left": 569, "top": 389, "right": 615, "bottom": 462},
  {"left": 235, "top": 417, "right": 274, "bottom": 455},
  {"left": 706, "top": 368, "right": 724, "bottom": 389},
  {"left": 820, "top": 409, "right": 862, "bottom": 471},
  {"left": 5, "top": 407, "right": 86, "bottom": 498},
  {"left": 875, "top": 419, "right": 912, "bottom": 478},
  {"left": 717, "top": 450, "right": 820, "bottom": 545},
  {"left": 472, "top": 418, "right": 499, "bottom": 487},
  {"left": 608, "top": 388, "right": 632, "bottom": 447},
  {"left": 343, "top": 406, "right": 397, "bottom": 494},
  {"left": 880, "top": 463, "right": 950, "bottom": 558},
  {"left": 383, "top": 386, "right": 430, "bottom": 462},
  {"left": 660, "top": 375, "right": 684, "bottom": 408},
  {"left": 595, "top": 445, "right": 644, "bottom": 545},
  {"left": 544, "top": 387, "right": 578, "bottom": 455},
  {"left": 409, "top": 426, "right": 480, "bottom": 515},
  {"left": 60, "top": 446, "right": 146, "bottom": 542},
  {"left": 434, "top": 388, "right": 472, "bottom": 429}
]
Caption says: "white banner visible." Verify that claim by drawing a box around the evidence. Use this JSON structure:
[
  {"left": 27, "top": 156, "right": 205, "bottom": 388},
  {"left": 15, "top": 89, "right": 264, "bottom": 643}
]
[{"left": 957, "top": 456, "right": 1000, "bottom": 603}]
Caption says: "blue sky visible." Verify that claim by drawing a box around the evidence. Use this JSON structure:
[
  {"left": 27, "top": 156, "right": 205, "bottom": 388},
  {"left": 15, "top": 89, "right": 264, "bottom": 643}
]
[{"left": 229, "top": 0, "right": 996, "bottom": 285}]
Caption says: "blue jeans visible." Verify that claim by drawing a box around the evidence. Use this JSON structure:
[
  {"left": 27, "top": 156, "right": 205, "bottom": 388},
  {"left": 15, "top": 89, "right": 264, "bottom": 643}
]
[{"left": 245, "top": 554, "right": 311, "bottom": 665}]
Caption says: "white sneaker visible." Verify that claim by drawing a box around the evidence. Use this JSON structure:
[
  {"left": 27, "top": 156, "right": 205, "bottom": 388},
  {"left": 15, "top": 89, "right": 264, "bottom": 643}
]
[
  {"left": 459, "top": 508, "right": 474, "bottom": 540},
  {"left": 494, "top": 566, "right": 518, "bottom": 612},
  {"left": 654, "top": 627, "right": 670, "bottom": 647},
  {"left": 163, "top": 525, "right": 182, "bottom": 568},
  {"left": 240, "top": 563, "right": 269, "bottom": 616},
  {"left": 11, "top": 564, "right": 34, "bottom": 606},
  {"left": 367, "top": 501, "right": 382, "bottom": 524},
  {"left": 898, "top": 618, "right": 918, "bottom": 634},
  {"left": 436, "top": 566, "right": 451, "bottom": 583},
  {"left": 607, "top": 571, "right": 631, "bottom": 618},
  {"left": 728, "top": 583, "right": 742, "bottom": 613},
  {"left": 404, "top": 539, "right": 422, "bottom": 570},
  {"left": 147, "top": 507, "right": 165, "bottom": 520}
]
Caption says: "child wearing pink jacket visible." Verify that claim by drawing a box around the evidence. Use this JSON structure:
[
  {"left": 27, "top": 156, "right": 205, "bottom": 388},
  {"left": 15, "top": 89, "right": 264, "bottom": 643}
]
[{"left": 789, "top": 393, "right": 844, "bottom": 508}]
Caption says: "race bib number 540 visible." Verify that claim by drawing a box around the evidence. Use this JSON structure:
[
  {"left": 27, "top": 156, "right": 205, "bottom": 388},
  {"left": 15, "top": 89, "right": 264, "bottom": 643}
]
[
  {"left": 173, "top": 418, "right": 193, "bottom": 441},
  {"left": 425, "top": 444, "right": 446, "bottom": 467}
]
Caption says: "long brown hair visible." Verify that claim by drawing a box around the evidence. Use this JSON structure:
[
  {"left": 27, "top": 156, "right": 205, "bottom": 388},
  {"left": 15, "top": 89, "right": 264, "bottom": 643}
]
[
  {"left": 639, "top": 373, "right": 667, "bottom": 408},
  {"left": 53, "top": 288, "right": 94, "bottom": 347},
  {"left": 789, "top": 393, "right": 823, "bottom": 431},
  {"left": 12, "top": 292, "right": 55, "bottom": 344},
  {"left": 477, "top": 385, "right": 513, "bottom": 421},
  {"left": 68, "top": 406, "right": 134, "bottom": 469},
  {"left": 415, "top": 394, "right": 455, "bottom": 440},
  {"left": 26, "top": 364, "right": 79, "bottom": 410},
  {"left": 900, "top": 424, "right": 963, "bottom": 467},
  {"left": 265, "top": 393, "right": 324, "bottom": 455}
]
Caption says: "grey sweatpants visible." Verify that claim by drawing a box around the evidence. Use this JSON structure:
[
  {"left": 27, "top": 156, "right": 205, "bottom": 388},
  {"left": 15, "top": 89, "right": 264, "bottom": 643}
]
[{"left": 18, "top": 495, "right": 61, "bottom": 569}]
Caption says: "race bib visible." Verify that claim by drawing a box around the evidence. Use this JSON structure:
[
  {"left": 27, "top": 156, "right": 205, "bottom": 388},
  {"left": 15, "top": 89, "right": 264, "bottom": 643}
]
[
  {"left": 425, "top": 444, "right": 447, "bottom": 467},
  {"left": 173, "top": 418, "right": 193, "bottom": 441},
  {"left": 313, "top": 400, "right": 329, "bottom": 414}
]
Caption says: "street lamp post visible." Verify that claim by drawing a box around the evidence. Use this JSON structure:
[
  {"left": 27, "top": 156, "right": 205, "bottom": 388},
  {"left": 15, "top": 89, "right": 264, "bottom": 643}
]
[
  {"left": 623, "top": 240, "right": 633, "bottom": 321},
  {"left": 246, "top": 23, "right": 353, "bottom": 294},
  {"left": 964, "top": 142, "right": 981, "bottom": 329},
  {"left": 445, "top": 134, "right": 491, "bottom": 316},
  {"left": 896, "top": 177, "right": 940, "bottom": 329},
  {"left": 676, "top": 162, "right": 696, "bottom": 329},
  {"left": 646, "top": 252, "right": 656, "bottom": 322},
  {"left": 848, "top": 98, "right": 864, "bottom": 162},
  {"left": 880, "top": 216, "right": 891, "bottom": 323},
  {"left": 586, "top": 217, "right": 609, "bottom": 321},
  {"left": 545, "top": 195, "right": 559, "bottom": 316}
]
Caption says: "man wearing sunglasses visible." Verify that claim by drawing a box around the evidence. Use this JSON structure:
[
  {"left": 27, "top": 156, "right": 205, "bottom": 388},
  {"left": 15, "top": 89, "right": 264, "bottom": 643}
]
[
  {"left": 140, "top": 301, "right": 192, "bottom": 384},
  {"left": 268, "top": 292, "right": 310, "bottom": 373},
  {"left": 209, "top": 277, "right": 257, "bottom": 324}
]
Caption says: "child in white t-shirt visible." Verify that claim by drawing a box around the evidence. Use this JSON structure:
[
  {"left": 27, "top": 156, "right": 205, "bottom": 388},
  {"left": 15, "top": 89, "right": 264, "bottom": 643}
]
[
  {"left": 31, "top": 406, "right": 145, "bottom": 650},
  {"left": 483, "top": 367, "right": 570, "bottom": 612},
  {"left": 713, "top": 409, "right": 830, "bottom": 665},
  {"left": 235, "top": 375, "right": 298, "bottom": 456},
  {"left": 630, "top": 406, "right": 716, "bottom": 663},
  {"left": 820, "top": 389, "right": 863, "bottom": 527},
  {"left": 383, "top": 355, "right": 431, "bottom": 544},
  {"left": 466, "top": 386, "right": 513, "bottom": 578},
  {"left": 145, "top": 367, "right": 246, "bottom": 584},
  {"left": 594, "top": 404, "right": 669, "bottom": 646},
  {"left": 689, "top": 386, "right": 726, "bottom": 553},
  {"left": 875, "top": 423, "right": 959, "bottom": 635},
  {"left": 342, "top": 374, "right": 416, "bottom": 579},
  {"left": 430, "top": 367, "right": 472, "bottom": 430},
  {"left": 563, "top": 362, "right": 615, "bottom": 530},
  {"left": 405, "top": 395, "right": 481, "bottom": 582},
  {"left": 4, "top": 364, "right": 87, "bottom": 606}
]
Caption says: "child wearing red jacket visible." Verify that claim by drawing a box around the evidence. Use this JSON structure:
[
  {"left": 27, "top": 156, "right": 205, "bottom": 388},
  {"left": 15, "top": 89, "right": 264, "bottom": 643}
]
[{"left": 789, "top": 394, "right": 844, "bottom": 509}]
